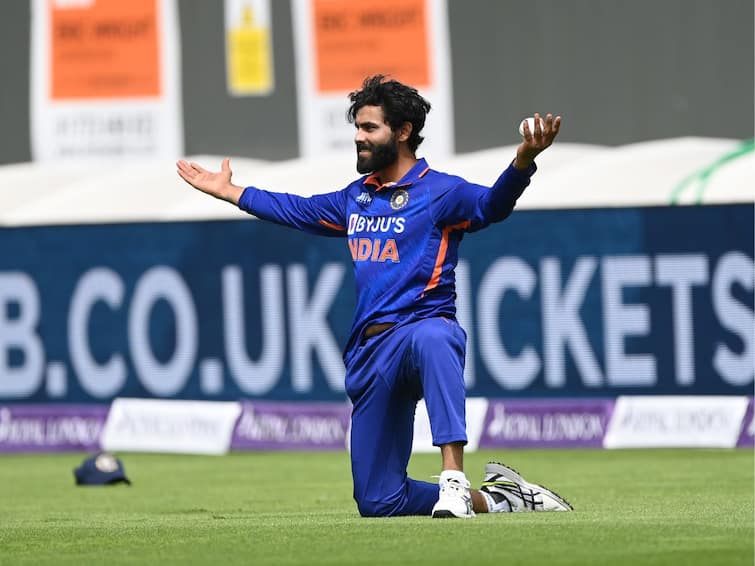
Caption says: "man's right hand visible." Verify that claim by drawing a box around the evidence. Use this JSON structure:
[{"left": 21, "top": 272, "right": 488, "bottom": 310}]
[{"left": 176, "top": 158, "right": 245, "bottom": 205}]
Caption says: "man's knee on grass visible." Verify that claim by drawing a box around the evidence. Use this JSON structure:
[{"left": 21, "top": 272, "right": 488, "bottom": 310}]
[{"left": 355, "top": 493, "right": 407, "bottom": 518}]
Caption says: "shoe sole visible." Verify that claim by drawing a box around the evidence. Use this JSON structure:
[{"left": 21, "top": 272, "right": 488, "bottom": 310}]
[
  {"left": 486, "top": 461, "right": 574, "bottom": 511},
  {"left": 431, "top": 510, "right": 474, "bottom": 519}
]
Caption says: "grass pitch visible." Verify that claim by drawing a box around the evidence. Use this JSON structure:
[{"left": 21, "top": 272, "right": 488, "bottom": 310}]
[{"left": 0, "top": 449, "right": 752, "bottom": 565}]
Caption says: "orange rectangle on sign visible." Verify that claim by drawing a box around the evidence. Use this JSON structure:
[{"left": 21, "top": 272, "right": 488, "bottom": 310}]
[
  {"left": 313, "top": 0, "right": 431, "bottom": 93},
  {"left": 50, "top": 0, "right": 160, "bottom": 99}
]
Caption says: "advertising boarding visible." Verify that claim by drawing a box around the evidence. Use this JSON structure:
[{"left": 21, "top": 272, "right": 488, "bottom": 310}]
[{"left": 0, "top": 204, "right": 752, "bottom": 403}]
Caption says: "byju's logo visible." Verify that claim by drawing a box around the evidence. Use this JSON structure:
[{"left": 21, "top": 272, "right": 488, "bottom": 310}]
[{"left": 347, "top": 214, "right": 405, "bottom": 235}]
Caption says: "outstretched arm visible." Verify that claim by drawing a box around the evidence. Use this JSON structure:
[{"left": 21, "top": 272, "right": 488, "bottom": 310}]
[
  {"left": 430, "top": 112, "right": 562, "bottom": 230},
  {"left": 176, "top": 157, "right": 348, "bottom": 237},
  {"left": 480, "top": 112, "right": 562, "bottom": 220},
  {"left": 176, "top": 158, "right": 245, "bottom": 204}
]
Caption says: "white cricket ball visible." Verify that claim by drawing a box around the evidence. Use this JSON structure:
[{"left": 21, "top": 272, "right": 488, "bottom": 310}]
[{"left": 518, "top": 117, "right": 545, "bottom": 137}]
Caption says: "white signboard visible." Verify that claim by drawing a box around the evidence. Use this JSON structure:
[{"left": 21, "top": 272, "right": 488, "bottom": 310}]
[
  {"left": 30, "top": 0, "right": 183, "bottom": 162},
  {"left": 101, "top": 398, "right": 242, "bottom": 454},
  {"left": 603, "top": 396, "right": 749, "bottom": 449},
  {"left": 291, "top": 0, "right": 453, "bottom": 159},
  {"left": 411, "top": 398, "right": 488, "bottom": 453}
]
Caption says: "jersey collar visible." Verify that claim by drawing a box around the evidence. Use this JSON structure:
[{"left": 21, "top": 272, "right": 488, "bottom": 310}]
[{"left": 363, "top": 158, "right": 431, "bottom": 191}]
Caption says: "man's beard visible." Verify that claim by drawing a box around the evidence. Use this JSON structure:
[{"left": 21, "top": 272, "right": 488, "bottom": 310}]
[{"left": 355, "top": 136, "right": 399, "bottom": 174}]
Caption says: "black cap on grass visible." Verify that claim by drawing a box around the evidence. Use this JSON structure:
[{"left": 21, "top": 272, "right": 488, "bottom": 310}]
[{"left": 74, "top": 452, "right": 131, "bottom": 486}]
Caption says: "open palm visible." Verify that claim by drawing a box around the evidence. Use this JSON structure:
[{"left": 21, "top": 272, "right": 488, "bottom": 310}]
[{"left": 176, "top": 158, "right": 242, "bottom": 203}]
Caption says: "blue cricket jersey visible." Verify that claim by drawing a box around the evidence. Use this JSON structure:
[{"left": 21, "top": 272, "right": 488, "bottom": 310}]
[{"left": 237, "top": 157, "right": 536, "bottom": 362}]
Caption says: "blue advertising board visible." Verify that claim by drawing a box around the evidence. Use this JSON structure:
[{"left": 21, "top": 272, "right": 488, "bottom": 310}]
[{"left": 1, "top": 204, "right": 752, "bottom": 402}]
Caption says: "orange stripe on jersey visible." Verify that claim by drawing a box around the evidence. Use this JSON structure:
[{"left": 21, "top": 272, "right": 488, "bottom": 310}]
[
  {"left": 318, "top": 219, "right": 345, "bottom": 232},
  {"left": 424, "top": 220, "right": 471, "bottom": 292},
  {"left": 418, "top": 166, "right": 430, "bottom": 178}
]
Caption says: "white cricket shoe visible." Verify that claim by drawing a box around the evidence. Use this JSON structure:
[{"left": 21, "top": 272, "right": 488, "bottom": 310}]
[
  {"left": 431, "top": 476, "right": 475, "bottom": 519},
  {"left": 480, "top": 462, "right": 573, "bottom": 512}
]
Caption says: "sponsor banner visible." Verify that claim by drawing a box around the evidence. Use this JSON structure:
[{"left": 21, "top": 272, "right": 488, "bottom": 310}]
[
  {"left": 2, "top": 397, "right": 754, "bottom": 453},
  {"left": 479, "top": 399, "right": 613, "bottom": 449},
  {"left": 232, "top": 400, "right": 350, "bottom": 450},
  {"left": 411, "top": 397, "right": 488, "bottom": 453},
  {"left": 30, "top": 0, "right": 183, "bottom": 161},
  {"left": 0, "top": 205, "right": 752, "bottom": 403},
  {"left": 224, "top": 0, "right": 274, "bottom": 96},
  {"left": 291, "top": 0, "right": 453, "bottom": 158},
  {"left": 0, "top": 404, "right": 107, "bottom": 453},
  {"left": 604, "top": 396, "right": 749, "bottom": 449},
  {"left": 736, "top": 397, "right": 754, "bottom": 448},
  {"left": 100, "top": 398, "right": 241, "bottom": 454}
]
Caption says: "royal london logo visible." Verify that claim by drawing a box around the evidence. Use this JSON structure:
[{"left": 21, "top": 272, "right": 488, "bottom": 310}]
[{"left": 390, "top": 189, "right": 409, "bottom": 210}]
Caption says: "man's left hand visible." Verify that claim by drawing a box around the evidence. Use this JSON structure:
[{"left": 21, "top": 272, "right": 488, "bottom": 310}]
[{"left": 514, "top": 113, "right": 561, "bottom": 170}]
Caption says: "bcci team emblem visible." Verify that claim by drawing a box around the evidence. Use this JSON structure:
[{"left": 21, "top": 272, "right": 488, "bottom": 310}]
[{"left": 390, "top": 189, "right": 409, "bottom": 210}]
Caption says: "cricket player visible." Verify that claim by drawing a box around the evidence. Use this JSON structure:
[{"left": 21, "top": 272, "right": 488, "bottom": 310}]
[{"left": 177, "top": 75, "right": 572, "bottom": 518}]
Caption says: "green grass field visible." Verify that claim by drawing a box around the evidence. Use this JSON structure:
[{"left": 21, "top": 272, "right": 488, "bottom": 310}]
[{"left": 0, "top": 449, "right": 752, "bottom": 565}]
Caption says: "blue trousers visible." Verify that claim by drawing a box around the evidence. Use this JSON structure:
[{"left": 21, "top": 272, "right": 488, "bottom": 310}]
[{"left": 344, "top": 317, "right": 468, "bottom": 517}]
